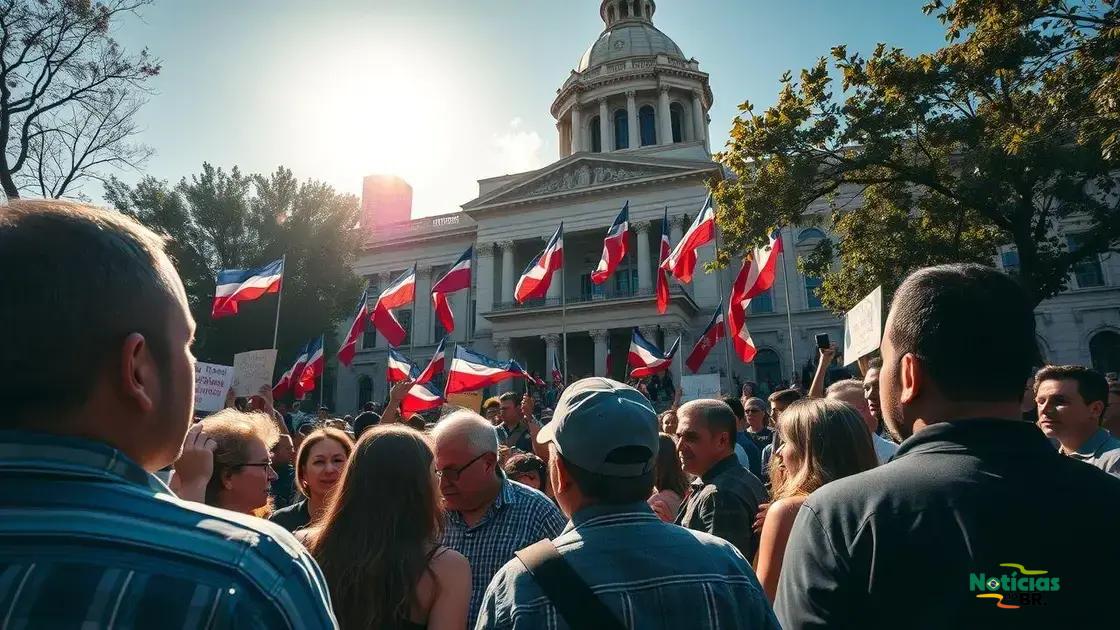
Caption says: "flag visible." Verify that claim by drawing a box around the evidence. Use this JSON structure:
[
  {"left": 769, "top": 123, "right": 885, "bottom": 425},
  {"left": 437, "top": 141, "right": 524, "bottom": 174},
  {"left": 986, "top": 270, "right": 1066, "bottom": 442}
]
[
  {"left": 515, "top": 223, "right": 564, "bottom": 303},
  {"left": 551, "top": 353, "right": 564, "bottom": 386},
  {"left": 400, "top": 380, "right": 444, "bottom": 415},
  {"left": 371, "top": 267, "right": 416, "bottom": 346},
  {"left": 657, "top": 206, "right": 672, "bottom": 314},
  {"left": 337, "top": 290, "right": 370, "bottom": 368},
  {"left": 445, "top": 346, "right": 529, "bottom": 394},
  {"left": 387, "top": 347, "right": 420, "bottom": 384},
  {"left": 661, "top": 194, "right": 715, "bottom": 284},
  {"left": 294, "top": 336, "right": 325, "bottom": 399},
  {"left": 686, "top": 303, "right": 726, "bottom": 373},
  {"left": 738, "top": 231, "right": 783, "bottom": 299},
  {"left": 273, "top": 341, "right": 311, "bottom": 398},
  {"left": 628, "top": 328, "right": 681, "bottom": 378},
  {"left": 591, "top": 202, "right": 629, "bottom": 285},
  {"left": 211, "top": 258, "right": 284, "bottom": 318},
  {"left": 431, "top": 247, "right": 473, "bottom": 334},
  {"left": 416, "top": 338, "right": 447, "bottom": 384},
  {"left": 729, "top": 260, "right": 760, "bottom": 364}
]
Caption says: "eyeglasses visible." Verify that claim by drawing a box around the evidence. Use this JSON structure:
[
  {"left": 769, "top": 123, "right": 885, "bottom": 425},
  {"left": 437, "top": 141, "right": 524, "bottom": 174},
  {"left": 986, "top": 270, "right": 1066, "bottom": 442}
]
[
  {"left": 235, "top": 460, "right": 274, "bottom": 470},
  {"left": 435, "top": 452, "right": 488, "bottom": 481},
  {"left": 746, "top": 408, "right": 765, "bottom": 414}
]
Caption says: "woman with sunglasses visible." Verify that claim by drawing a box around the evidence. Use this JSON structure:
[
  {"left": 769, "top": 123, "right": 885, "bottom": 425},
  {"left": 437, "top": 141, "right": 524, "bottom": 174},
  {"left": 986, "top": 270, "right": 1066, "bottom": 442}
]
[
  {"left": 306, "top": 425, "right": 471, "bottom": 630},
  {"left": 193, "top": 409, "right": 280, "bottom": 516},
  {"left": 270, "top": 427, "right": 354, "bottom": 532}
]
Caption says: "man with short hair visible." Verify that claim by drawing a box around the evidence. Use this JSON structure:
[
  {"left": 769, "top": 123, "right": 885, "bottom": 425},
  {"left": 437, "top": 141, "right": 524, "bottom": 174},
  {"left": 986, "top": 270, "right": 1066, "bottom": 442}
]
[
  {"left": 432, "top": 411, "right": 566, "bottom": 627},
  {"left": 496, "top": 391, "right": 534, "bottom": 453},
  {"left": 826, "top": 379, "right": 898, "bottom": 464},
  {"left": 1034, "top": 365, "right": 1120, "bottom": 477},
  {"left": 478, "top": 379, "right": 779, "bottom": 629},
  {"left": 723, "top": 395, "right": 763, "bottom": 477},
  {"left": 776, "top": 264, "right": 1120, "bottom": 628},
  {"left": 862, "top": 357, "right": 885, "bottom": 435},
  {"left": 352, "top": 401, "right": 381, "bottom": 437},
  {"left": 0, "top": 201, "right": 335, "bottom": 629},
  {"left": 760, "top": 390, "right": 799, "bottom": 478},
  {"left": 675, "top": 400, "right": 767, "bottom": 559}
]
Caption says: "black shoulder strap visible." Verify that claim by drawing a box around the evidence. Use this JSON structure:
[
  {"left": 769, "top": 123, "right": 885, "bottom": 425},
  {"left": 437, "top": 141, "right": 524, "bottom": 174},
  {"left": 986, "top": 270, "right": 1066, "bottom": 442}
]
[{"left": 515, "top": 539, "right": 626, "bottom": 630}]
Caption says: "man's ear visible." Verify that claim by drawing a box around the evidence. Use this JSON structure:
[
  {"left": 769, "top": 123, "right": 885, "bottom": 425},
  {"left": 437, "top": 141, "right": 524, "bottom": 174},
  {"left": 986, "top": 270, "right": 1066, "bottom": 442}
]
[
  {"left": 550, "top": 449, "right": 574, "bottom": 496},
  {"left": 1089, "top": 400, "right": 1106, "bottom": 424},
  {"left": 120, "top": 333, "right": 157, "bottom": 414},
  {"left": 899, "top": 353, "right": 922, "bottom": 405}
]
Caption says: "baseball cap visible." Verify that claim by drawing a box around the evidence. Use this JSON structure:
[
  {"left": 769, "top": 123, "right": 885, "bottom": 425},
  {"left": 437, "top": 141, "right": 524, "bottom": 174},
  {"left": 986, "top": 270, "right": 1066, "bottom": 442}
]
[{"left": 536, "top": 377, "right": 658, "bottom": 477}]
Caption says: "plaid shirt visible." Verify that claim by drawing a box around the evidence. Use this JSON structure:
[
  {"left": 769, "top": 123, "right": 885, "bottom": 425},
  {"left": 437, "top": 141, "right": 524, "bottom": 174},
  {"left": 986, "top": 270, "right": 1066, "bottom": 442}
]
[
  {"left": 443, "top": 476, "right": 566, "bottom": 627},
  {"left": 0, "top": 430, "right": 337, "bottom": 629},
  {"left": 476, "top": 502, "right": 780, "bottom": 630}
]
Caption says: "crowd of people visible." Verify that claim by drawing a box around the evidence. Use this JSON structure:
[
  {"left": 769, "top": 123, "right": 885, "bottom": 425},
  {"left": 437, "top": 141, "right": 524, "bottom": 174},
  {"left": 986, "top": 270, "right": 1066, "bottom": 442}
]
[{"left": 4, "top": 200, "right": 1120, "bottom": 629}]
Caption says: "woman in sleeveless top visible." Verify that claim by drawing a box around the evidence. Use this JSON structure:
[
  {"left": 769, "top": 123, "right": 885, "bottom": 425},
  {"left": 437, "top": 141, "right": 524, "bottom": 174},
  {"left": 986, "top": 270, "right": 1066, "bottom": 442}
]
[{"left": 305, "top": 425, "right": 470, "bottom": 629}]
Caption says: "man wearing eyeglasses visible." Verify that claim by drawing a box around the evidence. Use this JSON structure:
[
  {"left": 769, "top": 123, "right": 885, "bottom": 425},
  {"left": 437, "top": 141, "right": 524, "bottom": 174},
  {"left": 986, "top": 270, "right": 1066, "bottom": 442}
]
[{"left": 431, "top": 410, "right": 567, "bottom": 628}]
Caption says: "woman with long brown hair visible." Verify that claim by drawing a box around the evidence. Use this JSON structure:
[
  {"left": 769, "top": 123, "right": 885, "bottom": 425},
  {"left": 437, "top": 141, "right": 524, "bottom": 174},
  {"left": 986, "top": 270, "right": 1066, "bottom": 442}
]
[
  {"left": 306, "top": 425, "right": 470, "bottom": 630},
  {"left": 648, "top": 433, "right": 689, "bottom": 522},
  {"left": 269, "top": 427, "right": 354, "bottom": 532},
  {"left": 754, "top": 398, "right": 878, "bottom": 602}
]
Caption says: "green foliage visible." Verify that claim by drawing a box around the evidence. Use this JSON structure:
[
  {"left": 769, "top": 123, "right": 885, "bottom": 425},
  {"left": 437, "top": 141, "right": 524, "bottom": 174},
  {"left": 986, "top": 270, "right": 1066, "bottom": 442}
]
[
  {"left": 104, "top": 164, "right": 364, "bottom": 370},
  {"left": 713, "top": 0, "right": 1120, "bottom": 311}
]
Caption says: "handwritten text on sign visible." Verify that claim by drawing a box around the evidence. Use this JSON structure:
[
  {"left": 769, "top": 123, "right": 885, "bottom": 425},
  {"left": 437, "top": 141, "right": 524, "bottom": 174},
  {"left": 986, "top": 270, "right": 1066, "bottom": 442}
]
[{"left": 194, "top": 362, "right": 234, "bottom": 412}]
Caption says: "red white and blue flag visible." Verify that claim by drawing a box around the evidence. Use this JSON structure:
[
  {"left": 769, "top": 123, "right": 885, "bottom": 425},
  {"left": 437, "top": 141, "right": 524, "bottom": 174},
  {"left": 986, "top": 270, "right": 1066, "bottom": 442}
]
[
  {"left": 551, "top": 353, "right": 564, "bottom": 386},
  {"left": 337, "top": 290, "right": 370, "bottom": 368},
  {"left": 591, "top": 202, "right": 629, "bottom": 285},
  {"left": 388, "top": 347, "right": 420, "bottom": 384},
  {"left": 657, "top": 206, "right": 672, "bottom": 314},
  {"left": 431, "top": 247, "right": 473, "bottom": 334},
  {"left": 662, "top": 194, "right": 715, "bottom": 284},
  {"left": 273, "top": 340, "right": 311, "bottom": 398},
  {"left": 628, "top": 328, "right": 681, "bottom": 378},
  {"left": 294, "top": 336, "right": 325, "bottom": 399},
  {"left": 686, "top": 302, "right": 725, "bottom": 373},
  {"left": 211, "top": 258, "right": 284, "bottom": 319},
  {"left": 416, "top": 338, "right": 447, "bottom": 385},
  {"left": 737, "top": 231, "right": 783, "bottom": 300},
  {"left": 515, "top": 223, "right": 564, "bottom": 303},
  {"left": 400, "top": 380, "right": 444, "bottom": 414},
  {"left": 445, "top": 346, "right": 529, "bottom": 394},
  {"left": 371, "top": 267, "right": 416, "bottom": 347}
]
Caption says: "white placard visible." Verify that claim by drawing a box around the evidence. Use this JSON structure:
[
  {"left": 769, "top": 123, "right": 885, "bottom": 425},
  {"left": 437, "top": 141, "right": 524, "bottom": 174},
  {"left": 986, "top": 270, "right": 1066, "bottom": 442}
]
[
  {"left": 194, "top": 362, "right": 234, "bottom": 412},
  {"left": 844, "top": 286, "right": 883, "bottom": 366},
  {"left": 681, "top": 373, "right": 722, "bottom": 402},
  {"left": 232, "top": 349, "right": 278, "bottom": 397}
]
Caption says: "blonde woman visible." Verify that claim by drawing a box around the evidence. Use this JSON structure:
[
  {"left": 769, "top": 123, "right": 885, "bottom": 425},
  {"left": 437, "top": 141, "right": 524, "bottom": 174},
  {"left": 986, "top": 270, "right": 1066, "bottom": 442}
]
[
  {"left": 172, "top": 409, "right": 280, "bottom": 516},
  {"left": 754, "top": 398, "right": 878, "bottom": 602}
]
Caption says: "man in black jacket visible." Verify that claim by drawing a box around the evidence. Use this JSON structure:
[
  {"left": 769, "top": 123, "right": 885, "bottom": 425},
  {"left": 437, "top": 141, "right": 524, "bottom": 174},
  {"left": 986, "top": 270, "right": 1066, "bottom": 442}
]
[{"left": 776, "top": 264, "right": 1120, "bottom": 629}]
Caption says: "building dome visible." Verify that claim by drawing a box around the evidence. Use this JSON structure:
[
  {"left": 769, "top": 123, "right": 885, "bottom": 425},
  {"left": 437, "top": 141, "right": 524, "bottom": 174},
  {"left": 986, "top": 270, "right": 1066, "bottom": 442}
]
[{"left": 577, "top": 22, "right": 686, "bottom": 72}]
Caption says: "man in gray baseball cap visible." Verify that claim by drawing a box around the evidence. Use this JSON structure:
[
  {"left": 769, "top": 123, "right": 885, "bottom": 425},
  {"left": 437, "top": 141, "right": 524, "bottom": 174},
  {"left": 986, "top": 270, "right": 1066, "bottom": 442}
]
[{"left": 476, "top": 378, "right": 778, "bottom": 630}]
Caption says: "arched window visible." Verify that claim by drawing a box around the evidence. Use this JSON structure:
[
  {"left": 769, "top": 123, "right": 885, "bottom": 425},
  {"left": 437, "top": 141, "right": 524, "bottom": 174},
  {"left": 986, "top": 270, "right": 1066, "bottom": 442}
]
[
  {"left": 1091, "top": 331, "right": 1120, "bottom": 374},
  {"left": 613, "top": 109, "right": 629, "bottom": 149},
  {"left": 589, "top": 116, "right": 602, "bottom": 153},
  {"left": 639, "top": 105, "right": 656, "bottom": 146},
  {"left": 357, "top": 375, "right": 373, "bottom": 409},
  {"left": 805, "top": 276, "right": 823, "bottom": 309},
  {"left": 754, "top": 349, "right": 782, "bottom": 388},
  {"left": 670, "top": 102, "right": 684, "bottom": 143},
  {"left": 798, "top": 228, "right": 827, "bottom": 244}
]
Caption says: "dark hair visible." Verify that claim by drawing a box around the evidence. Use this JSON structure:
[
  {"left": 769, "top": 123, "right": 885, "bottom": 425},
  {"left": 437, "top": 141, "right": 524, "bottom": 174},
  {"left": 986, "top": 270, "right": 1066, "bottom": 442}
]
[
  {"left": 679, "top": 399, "right": 738, "bottom": 447},
  {"left": 499, "top": 392, "right": 519, "bottom": 405},
  {"left": 504, "top": 452, "right": 549, "bottom": 490},
  {"left": 654, "top": 434, "right": 689, "bottom": 497},
  {"left": 363, "top": 402, "right": 375, "bottom": 412},
  {"left": 353, "top": 411, "right": 381, "bottom": 437},
  {"left": 309, "top": 426, "right": 442, "bottom": 630},
  {"left": 295, "top": 428, "right": 355, "bottom": 499},
  {"left": 0, "top": 201, "right": 178, "bottom": 426},
  {"left": 722, "top": 396, "right": 746, "bottom": 421},
  {"left": 889, "top": 264, "right": 1037, "bottom": 401},
  {"left": 867, "top": 357, "right": 883, "bottom": 370},
  {"left": 1034, "top": 365, "right": 1109, "bottom": 408},
  {"left": 769, "top": 389, "right": 803, "bottom": 407},
  {"left": 559, "top": 451, "right": 654, "bottom": 504}
]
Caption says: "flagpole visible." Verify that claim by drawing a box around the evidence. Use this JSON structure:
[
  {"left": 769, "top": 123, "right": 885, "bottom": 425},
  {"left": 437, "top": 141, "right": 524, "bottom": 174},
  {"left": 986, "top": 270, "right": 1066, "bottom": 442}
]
[
  {"left": 561, "top": 259, "right": 568, "bottom": 383},
  {"left": 467, "top": 248, "right": 475, "bottom": 343},
  {"left": 779, "top": 229, "right": 797, "bottom": 385},
  {"left": 410, "top": 261, "right": 418, "bottom": 361},
  {"left": 272, "top": 255, "right": 286, "bottom": 350},
  {"left": 714, "top": 229, "right": 733, "bottom": 394}
]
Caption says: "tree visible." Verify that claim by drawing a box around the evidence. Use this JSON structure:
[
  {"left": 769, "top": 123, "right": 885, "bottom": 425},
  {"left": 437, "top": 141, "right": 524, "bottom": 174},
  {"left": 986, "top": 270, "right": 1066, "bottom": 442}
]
[
  {"left": 0, "top": 0, "right": 159, "bottom": 200},
  {"left": 104, "top": 164, "right": 365, "bottom": 372},
  {"left": 712, "top": 0, "right": 1120, "bottom": 311}
]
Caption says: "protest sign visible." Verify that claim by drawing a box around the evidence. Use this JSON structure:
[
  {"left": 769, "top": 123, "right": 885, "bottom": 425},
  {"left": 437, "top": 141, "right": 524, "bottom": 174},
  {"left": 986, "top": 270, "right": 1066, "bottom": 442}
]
[
  {"left": 194, "top": 362, "right": 234, "bottom": 412},
  {"left": 681, "top": 373, "right": 721, "bottom": 402},
  {"left": 446, "top": 391, "right": 482, "bottom": 413},
  {"left": 232, "top": 349, "right": 278, "bottom": 397},
  {"left": 844, "top": 286, "right": 883, "bottom": 366}
]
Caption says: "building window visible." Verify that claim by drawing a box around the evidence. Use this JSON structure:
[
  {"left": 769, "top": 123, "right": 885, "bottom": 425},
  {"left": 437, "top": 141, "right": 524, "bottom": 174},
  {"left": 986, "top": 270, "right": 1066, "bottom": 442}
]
[
  {"left": 805, "top": 276, "right": 823, "bottom": 309},
  {"left": 621, "top": 2, "right": 629, "bottom": 17},
  {"left": 614, "top": 109, "right": 629, "bottom": 149},
  {"left": 357, "top": 376, "right": 373, "bottom": 409},
  {"left": 639, "top": 106, "right": 656, "bottom": 146},
  {"left": 797, "top": 228, "right": 826, "bottom": 244},
  {"left": 1068, "top": 234, "right": 1104, "bottom": 288},
  {"left": 670, "top": 102, "right": 684, "bottom": 143},
  {"left": 590, "top": 116, "right": 602, "bottom": 153},
  {"left": 754, "top": 349, "right": 782, "bottom": 389},
  {"left": 1091, "top": 331, "right": 1120, "bottom": 375},
  {"left": 614, "top": 267, "right": 639, "bottom": 295},
  {"left": 750, "top": 289, "right": 774, "bottom": 314},
  {"left": 362, "top": 317, "right": 376, "bottom": 349},
  {"left": 1001, "top": 249, "right": 1020, "bottom": 275},
  {"left": 580, "top": 273, "right": 606, "bottom": 300}
]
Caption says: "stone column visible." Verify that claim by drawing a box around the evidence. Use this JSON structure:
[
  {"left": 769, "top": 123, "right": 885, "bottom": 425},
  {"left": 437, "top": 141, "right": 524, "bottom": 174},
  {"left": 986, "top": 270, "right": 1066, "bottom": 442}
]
[
  {"left": 599, "top": 98, "right": 610, "bottom": 152},
  {"left": 658, "top": 85, "right": 673, "bottom": 146},
  {"left": 571, "top": 104, "right": 583, "bottom": 153},
  {"left": 499, "top": 240, "right": 515, "bottom": 305},
  {"left": 634, "top": 220, "right": 652, "bottom": 294},
  {"left": 413, "top": 264, "right": 432, "bottom": 346},
  {"left": 474, "top": 242, "right": 494, "bottom": 334},
  {"left": 558, "top": 121, "right": 570, "bottom": 158},
  {"left": 692, "top": 89, "right": 709, "bottom": 152},
  {"left": 626, "top": 90, "right": 639, "bottom": 149},
  {"left": 590, "top": 329, "right": 610, "bottom": 377},
  {"left": 543, "top": 333, "right": 561, "bottom": 382},
  {"left": 376, "top": 271, "right": 391, "bottom": 348},
  {"left": 494, "top": 337, "right": 513, "bottom": 393}
]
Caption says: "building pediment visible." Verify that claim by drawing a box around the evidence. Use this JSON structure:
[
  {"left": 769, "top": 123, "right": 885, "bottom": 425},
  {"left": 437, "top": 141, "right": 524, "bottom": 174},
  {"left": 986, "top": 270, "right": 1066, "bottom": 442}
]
[{"left": 463, "top": 153, "right": 719, "bottom": 212}]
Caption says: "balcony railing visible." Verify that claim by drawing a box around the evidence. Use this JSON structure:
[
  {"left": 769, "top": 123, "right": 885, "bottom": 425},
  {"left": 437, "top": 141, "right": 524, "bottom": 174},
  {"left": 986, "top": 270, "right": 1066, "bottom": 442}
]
[{"left": 489, "top": 285, "right": 694, "bottom": 313}]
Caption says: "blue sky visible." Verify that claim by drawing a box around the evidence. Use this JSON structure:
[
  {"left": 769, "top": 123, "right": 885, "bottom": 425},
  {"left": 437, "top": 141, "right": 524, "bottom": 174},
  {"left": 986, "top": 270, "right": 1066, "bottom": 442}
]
[{"left": 108, "top": 0, "right": 948, "bottom": 216}]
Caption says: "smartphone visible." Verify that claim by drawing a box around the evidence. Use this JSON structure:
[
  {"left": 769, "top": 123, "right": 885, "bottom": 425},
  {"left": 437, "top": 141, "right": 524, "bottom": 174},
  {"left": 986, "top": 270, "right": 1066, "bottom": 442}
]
[{"left": 815, "top": 333, "right": 830, "bottom": 350}]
